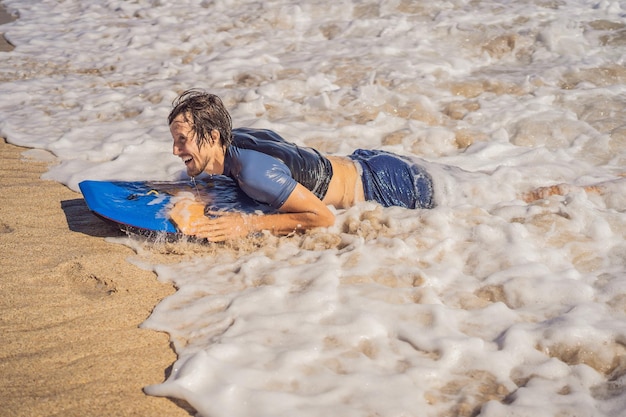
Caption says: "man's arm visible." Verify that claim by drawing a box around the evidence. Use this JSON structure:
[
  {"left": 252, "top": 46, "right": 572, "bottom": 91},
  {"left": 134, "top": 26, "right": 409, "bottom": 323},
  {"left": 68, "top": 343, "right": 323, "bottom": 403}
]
[
  {"left": 170, "top": 183, "right": 335, "bottom": 242},
  {"left": 245, "top": 183, "right": 335, "bottom": 234}
]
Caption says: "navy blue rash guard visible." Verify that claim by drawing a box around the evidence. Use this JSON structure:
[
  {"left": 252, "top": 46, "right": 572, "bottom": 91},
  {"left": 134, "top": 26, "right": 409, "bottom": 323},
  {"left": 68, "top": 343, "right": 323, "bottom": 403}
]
[{"left": 222, "top": 128, "right": 333, "bottom": 209}]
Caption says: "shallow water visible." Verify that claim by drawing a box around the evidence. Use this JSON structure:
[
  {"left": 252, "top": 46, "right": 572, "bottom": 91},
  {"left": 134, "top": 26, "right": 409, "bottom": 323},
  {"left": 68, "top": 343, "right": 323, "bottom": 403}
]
[{"left": 1, "top": 0, "right": 626, "bottom": 416}]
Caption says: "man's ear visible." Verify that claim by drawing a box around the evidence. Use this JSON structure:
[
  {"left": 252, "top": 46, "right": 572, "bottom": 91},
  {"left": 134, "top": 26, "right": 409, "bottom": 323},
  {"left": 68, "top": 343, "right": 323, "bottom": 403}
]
[{"left": 210, "top": 129, "right": 221, "bottom": 146}]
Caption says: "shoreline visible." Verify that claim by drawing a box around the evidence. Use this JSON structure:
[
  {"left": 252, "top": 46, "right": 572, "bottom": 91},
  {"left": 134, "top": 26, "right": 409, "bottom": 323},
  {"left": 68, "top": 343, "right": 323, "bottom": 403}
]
[
  {"left": 0, "top": 139, "right": 190, "bottom": 416},
  {"left": 0, "top": 1, "right": 15, "bottom": 52},
  {"left": 1, "top": 4, "right": 190, "bottom": 415}
]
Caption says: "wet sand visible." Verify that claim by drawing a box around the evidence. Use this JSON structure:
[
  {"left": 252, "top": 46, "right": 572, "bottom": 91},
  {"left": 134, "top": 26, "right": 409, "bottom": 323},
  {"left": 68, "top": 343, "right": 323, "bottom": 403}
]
[
  {"left": 0, "top": 139, "right": 190, "bottom": 416},
  {"left": 0, "top": 5, "right": 190, "bottom": 415},
  {"left": 0, "top": 2, "right": 14, "bottom": 51}
]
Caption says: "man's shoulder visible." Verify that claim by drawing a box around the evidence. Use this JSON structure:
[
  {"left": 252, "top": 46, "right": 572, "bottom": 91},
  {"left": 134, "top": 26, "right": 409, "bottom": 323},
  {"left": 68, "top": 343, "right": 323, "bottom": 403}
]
[{"left": 233, "top": 128, "right": 286, "bottom": 144}]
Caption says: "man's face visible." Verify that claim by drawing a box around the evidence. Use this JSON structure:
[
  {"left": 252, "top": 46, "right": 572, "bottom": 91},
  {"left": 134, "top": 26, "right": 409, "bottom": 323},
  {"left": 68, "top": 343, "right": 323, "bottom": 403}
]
[{"left": 170, "top": 113, "right": 222, "bottom": 176}]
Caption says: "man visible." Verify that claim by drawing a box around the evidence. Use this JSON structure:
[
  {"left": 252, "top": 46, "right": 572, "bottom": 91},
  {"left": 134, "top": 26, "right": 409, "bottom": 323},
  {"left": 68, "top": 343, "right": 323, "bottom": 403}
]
[
  {"left": 168, "top": 89, "right": 610, "bottom": 242},
  {"left": 168, "top": 89, "right": 434, "bottom": 242}
]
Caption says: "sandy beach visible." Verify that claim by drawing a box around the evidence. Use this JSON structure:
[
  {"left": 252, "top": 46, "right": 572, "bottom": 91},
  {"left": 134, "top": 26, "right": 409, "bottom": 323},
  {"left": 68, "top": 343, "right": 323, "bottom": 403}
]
[
  {"left": 0, "top": 2, "right": 13, "bottom": 52},
  {"left": 0, "top": 143, "right": 191, "bottom": 417},
  {"left": 0, "top": 7, "right": 180, "bottom": 416},
  {"left": 0, "top": 7, "right": 190, "bottom": 415},
  {"left": 1, "top": 5, "right": 186, "bottom": 416}
]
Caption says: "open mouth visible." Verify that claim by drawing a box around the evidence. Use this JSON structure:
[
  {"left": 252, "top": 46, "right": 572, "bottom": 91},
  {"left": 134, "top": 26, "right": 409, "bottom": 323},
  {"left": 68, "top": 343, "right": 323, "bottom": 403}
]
[{"left": 182, "top": 156, "right": 193, "bottom": 165}]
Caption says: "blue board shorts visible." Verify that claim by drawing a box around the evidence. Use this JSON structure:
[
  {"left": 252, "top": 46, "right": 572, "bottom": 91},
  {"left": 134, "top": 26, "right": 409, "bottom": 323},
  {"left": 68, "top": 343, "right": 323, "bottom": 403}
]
[{"left": 348, "top": 149, "right": 435, "bottom": 209}]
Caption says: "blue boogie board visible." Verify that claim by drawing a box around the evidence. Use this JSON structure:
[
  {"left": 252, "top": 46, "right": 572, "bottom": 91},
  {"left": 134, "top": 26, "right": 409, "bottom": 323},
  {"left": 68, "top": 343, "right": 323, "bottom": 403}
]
[{"left": 79, "top": 176, "right": 276, "bottom": 236}]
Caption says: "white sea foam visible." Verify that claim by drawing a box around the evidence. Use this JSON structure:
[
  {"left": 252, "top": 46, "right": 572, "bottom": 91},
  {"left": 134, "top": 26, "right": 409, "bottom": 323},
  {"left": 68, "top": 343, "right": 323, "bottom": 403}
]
[{"left": 1, "top": 0, "right": 626, "bottom": 416}]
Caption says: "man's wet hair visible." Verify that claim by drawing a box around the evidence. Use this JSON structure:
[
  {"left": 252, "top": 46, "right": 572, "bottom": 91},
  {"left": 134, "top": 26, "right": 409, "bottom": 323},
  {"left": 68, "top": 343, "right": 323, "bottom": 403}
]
[{"left": 168, "top": 89, "right": 233, "bottom": 149}]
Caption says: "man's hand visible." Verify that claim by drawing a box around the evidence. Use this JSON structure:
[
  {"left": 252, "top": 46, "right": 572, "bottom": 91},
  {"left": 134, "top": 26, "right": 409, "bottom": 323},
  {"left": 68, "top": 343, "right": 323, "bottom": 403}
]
[
  {"left": 169, "top": 198, "right": 252, "bottom": 242},
  {"left": 190, "top": 210, "right": 251, "bottom": 242}
]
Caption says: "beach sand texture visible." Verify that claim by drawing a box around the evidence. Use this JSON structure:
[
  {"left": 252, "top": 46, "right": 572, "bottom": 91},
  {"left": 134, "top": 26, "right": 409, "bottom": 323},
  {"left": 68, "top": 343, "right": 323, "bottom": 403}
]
[
  {"left": 0, "top": 2, "right": 13, "bottom": 51},
  {"left": 0, "top": 6, "right": 187, "bottom": 415},
  {"left": 0, "top": 140, "right": 190, "bottom": 416}
]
